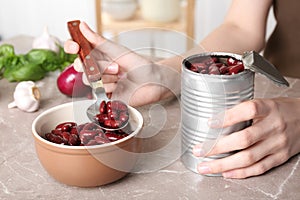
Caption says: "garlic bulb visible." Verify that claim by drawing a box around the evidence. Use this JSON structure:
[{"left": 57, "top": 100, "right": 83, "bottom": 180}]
[
  {"left": 8, "top": 81, "right": 41, "bottom": 112},
  {"left": 32, "top": 26, "right": 60, "bottom": 53}
]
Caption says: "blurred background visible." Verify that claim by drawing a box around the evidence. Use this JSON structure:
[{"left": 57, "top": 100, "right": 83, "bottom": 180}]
[{"left": 0, "top": 0, "right": 276, "bottom": 56}]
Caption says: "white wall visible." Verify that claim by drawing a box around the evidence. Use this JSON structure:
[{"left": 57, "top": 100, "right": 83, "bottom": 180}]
[
  {"left": 195, "top": 0, "right": 231, "bottom": 42},
  {"left": 195, "top": 0, "right": 276, "bottom": 42},
  {"left": 0, "top": 0, "right": 97, "bottom": 41}
]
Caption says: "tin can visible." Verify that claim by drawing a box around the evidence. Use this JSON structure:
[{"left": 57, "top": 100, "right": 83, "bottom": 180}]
[{"left": 181, "top": 52, "right": 254, "bottom": 176}]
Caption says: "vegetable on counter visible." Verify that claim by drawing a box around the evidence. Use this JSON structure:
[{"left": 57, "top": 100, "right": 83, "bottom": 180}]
[
  {"left": 32, "top": 26, "right": 60, "bottom": 53},
  {"left": 8, "top": 81, "right": 41, "bottom": 112},
  {"left": 57, "top": 64, "right": 92, "bottom": 97},
  {"left": 0, "top": 43, "right": 77, "bottom": 82}
]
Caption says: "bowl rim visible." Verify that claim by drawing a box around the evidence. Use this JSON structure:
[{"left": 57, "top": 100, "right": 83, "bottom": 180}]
[{"left": 32, "top": 101, "right": 143, "bottom": 150}]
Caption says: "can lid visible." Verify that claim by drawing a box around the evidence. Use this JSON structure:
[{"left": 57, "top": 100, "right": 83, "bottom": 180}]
[{"left": 242, "top": 51, "right": 289, "bottom": 87}]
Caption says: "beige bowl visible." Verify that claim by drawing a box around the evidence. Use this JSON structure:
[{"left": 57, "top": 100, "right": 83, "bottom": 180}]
[
  {"left": 102, "top": 0, "right": 137, "bottom": 21},
  {"left": 32, "top": 101, "right": 143, "bottom": 187}
]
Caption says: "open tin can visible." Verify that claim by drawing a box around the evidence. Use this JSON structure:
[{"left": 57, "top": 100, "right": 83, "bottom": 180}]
[{"left": 181, "top": 51, "right": 289, "bottom": 176}]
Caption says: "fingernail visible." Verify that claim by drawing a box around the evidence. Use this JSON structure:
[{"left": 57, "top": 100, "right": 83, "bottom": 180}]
[
  {"left": 193, "top": 145, "right": 204, "bottom": 157},
  {"left": 107, "top": 63, "right": 118, "bottom": 73},
  {"left": 197, "top": 165, "right": 211, "bottom": 174},
  {"left": 69, "top": 42, "right": 79, "bottom": 52}
]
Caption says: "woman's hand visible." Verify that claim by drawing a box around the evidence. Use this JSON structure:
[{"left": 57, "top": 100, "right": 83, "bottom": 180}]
[
  {"left": 193, "top": 98, "right": 300, "bottom": 178},
  {"left": 64, "top": 22, "right": 179, "bottom": 106}
]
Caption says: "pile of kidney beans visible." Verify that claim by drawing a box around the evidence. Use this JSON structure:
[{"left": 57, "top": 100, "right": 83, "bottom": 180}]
[
  {"left": 187, "top": 56, "right": 245, "bottom": 75},
  {"left": 93, "top": 100, "right": 129, "bottom": 129},
  {"left": 44, "top": 100, "right": 131, "bottom": 146}
]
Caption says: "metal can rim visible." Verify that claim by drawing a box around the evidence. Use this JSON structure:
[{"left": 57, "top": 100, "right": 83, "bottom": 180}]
[{"left": 182, "top": 52, "right": 252, "bottom": 78}]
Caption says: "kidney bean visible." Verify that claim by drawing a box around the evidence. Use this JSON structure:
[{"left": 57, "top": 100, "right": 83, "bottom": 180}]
[
  {"left": 227, "top": 57, "right": 239, "bottom": 66},
  {"left": 70, "top": 127, "right": 78, "bottom": 135},
  {"left": 79, "top": 129, "right": 102, "bottom": 145},
  {"left": 95, "top": 114, "right": 109, "bottom": 124},
  {"left": 51, "top": 129, "right": 63, "bottom": 136},
  {"left": 208, "top": 65, "right": 220, "bottom": 75},
  {"left": 63, "top": 124, "right": 72, "bottom": 132},
  {"left": 99, "top": 100, "right": 107, "bottom": 114},
  {"left": 68, "top": 134, "right": 80, "bottom": 146},
  {"left": 105, "top": 132, "right": 128, "bottom": 142},
  {"left": 108, "top": 111, "right": 118, "bottom": 120},
  {"left": 119, "top": 112, "right": 129, "bottom": 123},
  {"left": 113, "top": 120, "right": 123, "bottom": 129},
  {"left": 106, "top": 101, "right": 112, "bottom": 110},
  {"left": 214, "top": 63, "right": 224, "bottom": 68},
  {"left": 45, "top": 132, "right": 65, "bottom": 144},
  {"left": 61, "top": 132, "right": 70, "bottom": 143},
  {"left": 94, "top": 135, "right": 110, "bottom": 144},
  {"left": 55, "top": 122, "right": 76, "bottom": 131},
  {"left": 79, "top": 130, "right": 99, "bottom": 140},
  {"left": 76, "top": 123, "right": 87, "bottom": 133},
  {"left": 187, "top": 56, "right": 245, "bottom": 75},
  {"left": 103, "top": 120, "right": 112, "bottom": 128},
  {"left": 115, "top": 129, "right": 128, "bottom": 135},
  {"left": 191, "top": 62, "right": 206, "bottom": 71},
  {"left": 228, "top": 63, "right": 245, "bottom": 75},
  {"left": 107, "top": 107, "right": 113, "bottom": 114},
  {"left": 189, "top": 65, "right": 199, "bottom": 73},
  {"left": 219, "top": 64, "right": 229, "bottom": 74},
  {"left": 204, "top": 56, "right": 219, "bottom": 66},
  {"left": 79, "top": 135, "right": 89, "bottom": 144}
]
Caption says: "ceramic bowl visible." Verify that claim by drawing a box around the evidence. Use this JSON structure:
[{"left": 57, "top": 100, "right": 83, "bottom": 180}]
[
  {"left": 102, "top": 0, "right": 137, "bottom": 21},
  {"left": 32, "top": 100, "right": 143, "bottom": 187}
]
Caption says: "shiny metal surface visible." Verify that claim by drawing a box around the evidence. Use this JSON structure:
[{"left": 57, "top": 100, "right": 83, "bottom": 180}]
[
  {"left": 181, "top": 52, "right": 254, "bottom": 176},
  {"left": 242, "top": 51, "right": 289, "bottom": 87}
]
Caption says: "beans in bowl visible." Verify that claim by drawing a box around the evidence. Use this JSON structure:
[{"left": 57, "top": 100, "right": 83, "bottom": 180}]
[{"left": 44, "top": 121, "right": 131, "bottom": 146}]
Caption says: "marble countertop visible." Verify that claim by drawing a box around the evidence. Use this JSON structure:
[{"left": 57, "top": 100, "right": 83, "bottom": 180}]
[{"left": 1, "top": 36, "right": 300, "bottom": 200}]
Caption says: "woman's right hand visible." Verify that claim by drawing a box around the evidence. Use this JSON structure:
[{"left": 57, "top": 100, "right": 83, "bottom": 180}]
[{"left": 64, "top": 22, "right": 179, "bottom": 106}]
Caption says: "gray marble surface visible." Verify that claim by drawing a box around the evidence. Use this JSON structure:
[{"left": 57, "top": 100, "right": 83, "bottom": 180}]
[{"left": 1, "top": 36, "right": 300, "bottom": 200}]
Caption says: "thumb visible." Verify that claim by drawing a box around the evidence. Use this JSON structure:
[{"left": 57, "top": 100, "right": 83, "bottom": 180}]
[{"left": 79, "top": 21, "right": 105, "bottom": 46}]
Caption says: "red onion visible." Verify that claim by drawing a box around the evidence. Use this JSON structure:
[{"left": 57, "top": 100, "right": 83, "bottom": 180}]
[{"left": 57, "top": 65, "right": 91, "bottom": 97}]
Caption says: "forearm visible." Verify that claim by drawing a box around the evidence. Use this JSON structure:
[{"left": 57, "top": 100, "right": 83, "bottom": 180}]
[
  {"left": 200, "top": 23, "right": 266, "bottom": 54},
  {"left": 201, "top": 0, "right": 273, "bottom": 53}
]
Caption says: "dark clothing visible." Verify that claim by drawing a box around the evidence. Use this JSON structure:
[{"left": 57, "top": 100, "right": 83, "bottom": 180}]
[{"left": 264, "top": 0, "right": 300, "bottom": 78}]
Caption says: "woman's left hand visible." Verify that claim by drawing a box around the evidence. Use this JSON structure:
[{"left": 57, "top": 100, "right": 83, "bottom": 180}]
[{"left": 193, "top": 97, "right": 300, "bottom": 179}]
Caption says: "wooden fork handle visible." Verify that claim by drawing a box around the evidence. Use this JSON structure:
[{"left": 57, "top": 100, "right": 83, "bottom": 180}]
[{"left": 67, "top": 20, "right": 101, "bottom": 82}]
